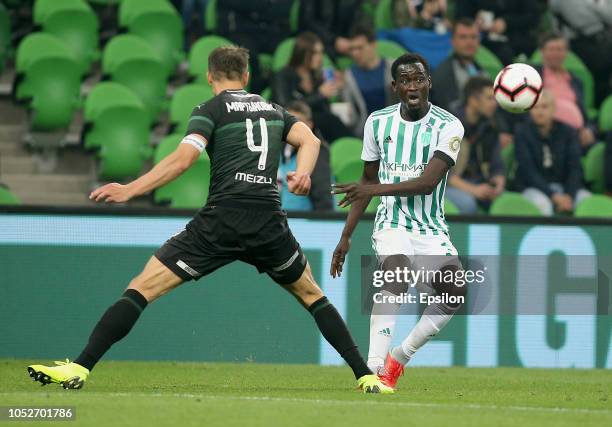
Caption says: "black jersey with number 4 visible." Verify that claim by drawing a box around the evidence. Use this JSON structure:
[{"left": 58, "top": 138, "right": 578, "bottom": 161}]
[{"left": 185, "top": 89, "right": 298, "bottom": 206}]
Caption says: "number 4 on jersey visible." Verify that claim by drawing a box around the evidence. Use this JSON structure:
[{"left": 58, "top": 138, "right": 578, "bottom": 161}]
[{"left": 246, "top": 118, "right": 268, "bottom": 171}]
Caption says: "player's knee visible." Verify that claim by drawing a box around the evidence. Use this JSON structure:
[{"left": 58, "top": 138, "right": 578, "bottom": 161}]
[
  {"left": 380, "top": 254, "right": 411, "bottom": 296},
  {"left": 431, "top": 263, "right": 466, "bottom": 309},
  {"left": 127, "top": 275, "right": 162, "bottom": 302}
]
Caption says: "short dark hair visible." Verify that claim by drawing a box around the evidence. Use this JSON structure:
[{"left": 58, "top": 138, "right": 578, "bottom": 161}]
[
  {"left": 208, "top": 46, "right": 249, "bottom": 81},
  {"left": 349, "top": 22, "right": 376, "bottom": 42},
  {"left": 286, "top": 100, "right": 312, "bottom": 120},
  {"left": 288, "top": 32, "right": 322, "bottom": 69},
  {"left": 391, "top": 53, "right": 430, "bottom": 79},
  {"left": 452, "top": 17, "right": 477, "bottom": 36},
  {"left": 463, "top": 76, "right": 493, "bottom": 104},
  {"left": 539, "top": 31, "right": 566, "bottom": 49}
]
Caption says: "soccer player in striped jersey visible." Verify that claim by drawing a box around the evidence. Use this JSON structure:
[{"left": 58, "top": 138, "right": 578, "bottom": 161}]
[{"left": 331, "top": 53, "right": 466, "bottom": 389}]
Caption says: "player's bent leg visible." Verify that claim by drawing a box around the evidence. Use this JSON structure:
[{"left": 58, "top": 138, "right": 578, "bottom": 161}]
[
  {"left": 383, "top": 259, "right": 465, "bottom": 389},
  {"left": 27, "top": 257, "right": 184, "bottom": 389},
  {"left": 280, "top": 263, "right": 393, "bottom": 394},
  {"left": 127, "top": 256, "right": 185, "bottom": 302}
]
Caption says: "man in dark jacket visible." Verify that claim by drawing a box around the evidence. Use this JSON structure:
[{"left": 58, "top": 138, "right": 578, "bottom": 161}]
[
  {"left": 446, "top": 76, "right": 505, "bottom": 214},
  {"left": 454, "top": 0, "right": 547, "bottom": 64},
  {"left": 216, "top": 0, "right": 294, "bottom": 92},
  {"left": 430, "top": 18, "right": 488, "bottom": 113},
  {"left": 515, "top": 90, "right": 590, "bottom": 215}
]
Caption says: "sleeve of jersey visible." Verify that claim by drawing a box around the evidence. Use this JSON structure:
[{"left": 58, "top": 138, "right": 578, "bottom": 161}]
[
  {"left": 282, "top": 109, "right": 300, "bottom": 140},
  {"left": 184, "top": 104, "right": 215, "bottom": 147},
  {"left": 361, "top": 116, "right": 380, "bottom": 161},
  {"left": 433, "top": 119, "right": 465, "bottom": 167}
]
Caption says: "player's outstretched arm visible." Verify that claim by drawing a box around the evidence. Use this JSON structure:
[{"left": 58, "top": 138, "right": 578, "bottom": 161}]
[
  {"left": 330, "top": 161, "right": 379, "bottom": 278},
  {"left": 332, "top": 155, "right": 451, "bottom": 207},
  {"left": 285, "top": 121, "right": 321, "bottom": 195},
  {"left": 89, "top": 136, "right": 203, "bottom": 203}
]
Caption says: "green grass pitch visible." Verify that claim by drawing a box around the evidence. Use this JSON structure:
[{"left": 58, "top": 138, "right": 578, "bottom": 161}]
[{"left": 1, "top": 359, "right": 610, "bottom": 427}]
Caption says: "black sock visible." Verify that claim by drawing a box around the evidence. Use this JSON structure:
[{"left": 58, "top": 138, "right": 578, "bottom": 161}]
[
  {"left": 308, "top": 296, "right": 372, "bottom": 379},
  {"left": 74, "top": 289, "right": 148, "bottom": 371}
]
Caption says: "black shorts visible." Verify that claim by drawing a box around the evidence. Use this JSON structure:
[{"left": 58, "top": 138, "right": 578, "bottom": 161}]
[{"left": 154, "top": 201, "right": 307, "bottom": 285}]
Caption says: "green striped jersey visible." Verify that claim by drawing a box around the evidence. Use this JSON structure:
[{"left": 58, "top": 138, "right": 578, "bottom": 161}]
[{"left": 361, "top": 103, "right": 464, "bottom": 236}]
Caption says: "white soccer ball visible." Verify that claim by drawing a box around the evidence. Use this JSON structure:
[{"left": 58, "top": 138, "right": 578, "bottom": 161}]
[{"left": 493, "top": 63, "right": 543, "bottom": 113}]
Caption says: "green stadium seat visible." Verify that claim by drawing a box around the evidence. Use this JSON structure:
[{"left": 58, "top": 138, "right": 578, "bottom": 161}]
[
  {"left": 33, "top": 0, "right": 89, "bottom": 25},
  {"left": 574, "top": 195, "right": 612, "bottom": 218},
  {"left": 85, "top": 104, "right": 149, "bottom": 151},
  {"left": 0, "top": 3, "right": 10, "bottom": 74},
  {"left": 102, "top": 35, "right": 169, "bottom": 122},
  {"left": 16, "top": 32, "right": 77, "bottom": 75},
  {"left": 88, "top": 106, "right": 152, "bottom": 179},
  {"left": 154, "top": 134, "right": 210, "bottom": 208},
  {"left": 118, "top": 0, "right": 173, "bottom": 27},
  {"left": 531, "top": 49, "right": 596, "bottom": 119},
  {"left": 335, "top": 161, "right": 363, "bottom": 183},
  {"left": 15, "top": 34, "right": 82, "bottom": 130},
  {"left": 204, "top": 0, "right": 217, "bottom": 33},
  {"left": 599, "top": 95, "right": 612, "bottom": 133},
  {"left": 444, "top": 198, "right": 460, "bottom": 215},
  {"left": 128, "top": 6, "right": 184, "bottom": 76},
  {"left": 376, "top": 40, "right": 406, "bottom": 60},
  {"left": 374, "top": 0, "right": 394, "bottom": 30},
  {"left": 84, "top": 82, "right": 144, "bottom": 124},
  {"left": 188, "top": 36, "right": 234, "bottom": 82},
  {"left": 41, "top": 3, "right": 99, "bottom": 75},
  {"left": 25, "top": 58, "right": 82, "bottom": 130},
  {"left": 169, "top": 84, "right": 214, "bottom": 134},
  {"left": 272, "top": 37, "right": 335, "bottom": 72},
  {"left": 0, "top": 186, "right": 21, "bottom": 205},
  {"left": 330, "top": 137, "right": 363, "bottom": 178},
  {"left": 475, "top": 46, "right": 504, "bottom": 79},
  {"left": 489, "top": 192, "right": 543, "bottom": 216},
  {"left": 583, "top": 142, "right": 605, "bottom": 193}
]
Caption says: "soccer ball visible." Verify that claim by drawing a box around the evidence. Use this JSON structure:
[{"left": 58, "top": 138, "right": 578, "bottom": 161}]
[{"left": 493, "top": 63, "right": 543, "bottom": 113}]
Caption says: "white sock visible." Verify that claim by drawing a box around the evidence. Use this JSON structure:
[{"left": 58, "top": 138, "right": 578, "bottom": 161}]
[
  {"left": 391, "top": 302, "right": 456, "bottom": 365},
  {"left": 367, "top": 291, "right": 401, "bottom": 373}
]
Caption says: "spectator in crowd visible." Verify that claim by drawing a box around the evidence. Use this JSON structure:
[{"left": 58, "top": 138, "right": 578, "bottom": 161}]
[
  {"left": 430, "top": 18, "right": 488, "bottom": 113},
  {"left": 446, "top": 77, "right": 505, "bottom": 214},
  {"left": 392, "top": 0, "right": 451, "bottom": 33},
  {"left": 278, "top": 101, "right": 334, "bottom": 211},
  {"left": 514, "top": 90, "right": 590, "bottom": 216},
  {"left": 272, "top": 32, "right": 352, "bottom": 142},
  {"left": 342, "top": 24, "right": 397, "bottom": 136},
  {"left": 550, "top": 0, "right": 612, "bottom": 105},
  {"left": 535, "top": 32, "right": 596, "bottom": 151},
  {"left": 175, "top": 0, "right": 208, "bottom": 49},
  {"left": 216, "top": 0, "right": 294, "bottom": 92},
  {"left": 454, "top": 0, "right": 547, "bottom": 64},
  {"left": 299, "top": 0, "right": 366, "bottom": 58}
]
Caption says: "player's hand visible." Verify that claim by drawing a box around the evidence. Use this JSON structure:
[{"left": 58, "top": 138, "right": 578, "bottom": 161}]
[
  {"left": 89, "top": 183, "right": 133, "bottom": 203},
  {"left": 286, "top": 171, "right": 311, "bottom": 195},
  {"left": 330, "top": 235, "right": 351, "bottom": 278},
  {"left": 332, "top": 182, "right": 373, "bottom": 208}
]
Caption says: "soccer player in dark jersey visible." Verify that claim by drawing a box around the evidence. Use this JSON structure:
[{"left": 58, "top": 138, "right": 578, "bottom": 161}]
[{"left": 26, "top": 46, "right": 392, "bottom": 394}]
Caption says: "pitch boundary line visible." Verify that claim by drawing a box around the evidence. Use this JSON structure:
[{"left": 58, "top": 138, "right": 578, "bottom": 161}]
[{"left": 1, "top": 392, "right": 610, "bottom": 415}]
